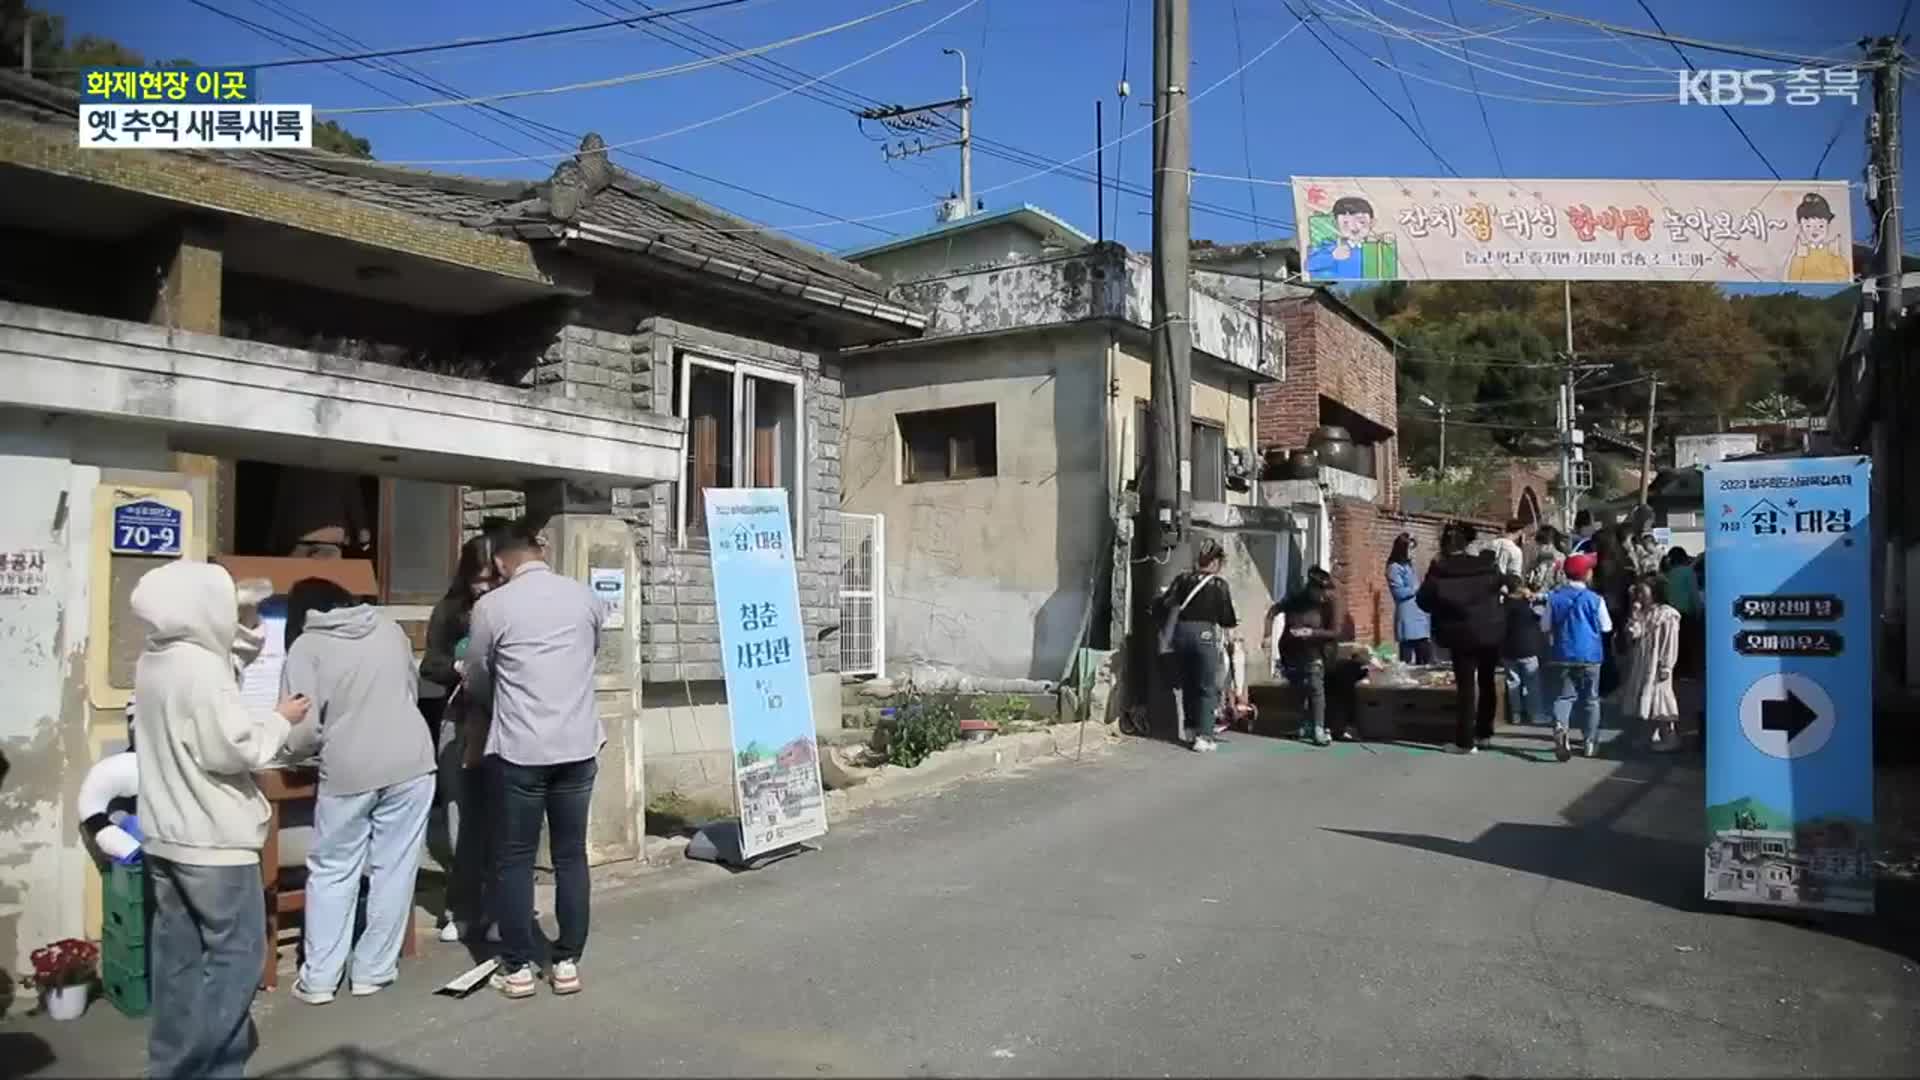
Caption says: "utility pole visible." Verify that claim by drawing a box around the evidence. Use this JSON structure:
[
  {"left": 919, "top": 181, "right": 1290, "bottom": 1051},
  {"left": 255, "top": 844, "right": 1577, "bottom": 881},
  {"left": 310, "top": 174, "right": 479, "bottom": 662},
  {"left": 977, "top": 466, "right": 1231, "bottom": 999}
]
[
  {"left": 21, "top": 16, "right": 31, "bottom": 76},
  {"left": 1420, "top": 394, "right": 1450, "bottom": 472},
  {"left": 1140, "top": 0, "right": 1192, "bottom": 740},
  {"left": 1638, "top": 379, "right": 1659, "bottom": 506},
  {"left": 1867, "top": 36, "right": 1905, "bottom": 685},
  {"left": 858, "top": 51, "right": 975, "bottom": 221},
  {"left": 1561, "top": 281, "right": 1577, "bottom": 535}
]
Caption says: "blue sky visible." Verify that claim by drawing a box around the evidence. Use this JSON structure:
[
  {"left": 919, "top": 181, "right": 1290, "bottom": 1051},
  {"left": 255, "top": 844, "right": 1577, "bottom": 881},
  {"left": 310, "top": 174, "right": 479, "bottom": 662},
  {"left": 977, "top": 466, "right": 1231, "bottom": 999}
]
[{"left": 57, "top": 0, "right": 1916, "bottom": 262}]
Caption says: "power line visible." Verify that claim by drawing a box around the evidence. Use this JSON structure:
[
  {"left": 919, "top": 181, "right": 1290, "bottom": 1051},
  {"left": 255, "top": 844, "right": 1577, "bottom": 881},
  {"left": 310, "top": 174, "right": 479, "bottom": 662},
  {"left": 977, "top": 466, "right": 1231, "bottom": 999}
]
[
  {"left": 1446, "top": 0, "right": 1506, "bottom": 176},
  {"left": 317, "top": 0, "right": 932, "bottom": 115},
  {"left": 1285, "top": 2, "right": 1459, "bottom": 175},
  {"left": 1483, "top": 0, "right": 1864, "bottom": 68},
  {"left": 1366, "top": 0, "right": 1434, "bottom": 149},
  {"left": 365, "top": 0, "right": 984, "bottom": 166},
  {"left": 1229, "top": 0, "right": 1264, "bottom": 238},
  {"left": 1110, "top": 0, "right": 1135, "bottom": 235},
  {"left": 215, "top": 0, "right": 759, "bottom": 70},
  {"left": 1631, "top": 0, "right": 1782, "bottom": 181},
  {"left": 252, "top": 0, "right": 897, "bottom": 237}
]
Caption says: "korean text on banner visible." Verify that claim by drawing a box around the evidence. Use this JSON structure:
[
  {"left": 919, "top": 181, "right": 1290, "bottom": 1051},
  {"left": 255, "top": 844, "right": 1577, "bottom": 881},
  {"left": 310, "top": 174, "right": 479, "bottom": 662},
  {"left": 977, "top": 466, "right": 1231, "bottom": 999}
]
[
  {"left": 1703, "top": 456, "right": 1873, "bottom": 915},
  {"left": 1291, "top": 177, "right": 1854, "bottom": 284},
  {"left": 80, "top": 105, "right": 313, "bottom": 151},
  {"left": 705, "top": 488, "right": 827, "bottom": 861}
]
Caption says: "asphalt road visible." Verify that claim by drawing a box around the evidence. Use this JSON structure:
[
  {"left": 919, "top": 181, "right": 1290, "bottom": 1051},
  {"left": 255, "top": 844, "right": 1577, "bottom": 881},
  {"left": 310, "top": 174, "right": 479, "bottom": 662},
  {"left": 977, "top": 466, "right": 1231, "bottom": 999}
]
[{"left": 14, "top": 731, "right": 1920, "bottom": 1078}]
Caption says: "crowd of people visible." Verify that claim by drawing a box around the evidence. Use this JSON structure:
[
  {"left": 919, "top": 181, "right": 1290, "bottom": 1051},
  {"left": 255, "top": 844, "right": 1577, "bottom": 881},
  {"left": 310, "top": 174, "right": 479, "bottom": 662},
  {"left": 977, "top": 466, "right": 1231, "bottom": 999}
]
[
  {"left": 1158, "top": 506, "right": 1703, "bottom": 762},
  {"left": 129, "top": 519, "right": 605, "bottom": 1079}
]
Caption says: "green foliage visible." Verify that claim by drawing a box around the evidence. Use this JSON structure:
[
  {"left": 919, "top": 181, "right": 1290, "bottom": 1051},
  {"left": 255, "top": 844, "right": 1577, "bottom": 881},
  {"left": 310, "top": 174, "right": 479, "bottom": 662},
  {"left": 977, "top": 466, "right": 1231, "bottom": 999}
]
[
  {"left": 876, "top": 692, "right": 960, "bottom": 769},
  {"left": 977, "top": 694, "right": 1034, "bottom": 731},
  {"left": 736, "top": 740, "right": 773, "bottom": 767},
  {"left": 1351, "top": 280, "right": 1854, "bottom": 475},
  {"left": 1401, "top": 465, "right": 1493, "bottom": 518},
  {"left": 1, "top": 2, "right": 374, "bottom": 158}
]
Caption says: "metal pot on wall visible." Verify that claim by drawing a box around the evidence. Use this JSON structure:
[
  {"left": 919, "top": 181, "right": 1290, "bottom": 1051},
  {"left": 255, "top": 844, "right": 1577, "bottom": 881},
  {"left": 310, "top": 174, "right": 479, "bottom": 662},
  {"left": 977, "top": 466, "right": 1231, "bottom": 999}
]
[
  {"left": 1307, "top": 425, "right": 1373, "bottom": 477},
  {"left": 1262, "top": 448, "right": 1321, "bottom": 481}
]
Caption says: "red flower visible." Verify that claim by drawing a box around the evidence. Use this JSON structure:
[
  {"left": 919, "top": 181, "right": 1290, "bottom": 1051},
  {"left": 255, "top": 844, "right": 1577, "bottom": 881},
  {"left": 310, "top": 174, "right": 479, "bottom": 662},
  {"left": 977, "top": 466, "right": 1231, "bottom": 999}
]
[{"left": 29, "top": 938, "right": 99, "bottom": 989}]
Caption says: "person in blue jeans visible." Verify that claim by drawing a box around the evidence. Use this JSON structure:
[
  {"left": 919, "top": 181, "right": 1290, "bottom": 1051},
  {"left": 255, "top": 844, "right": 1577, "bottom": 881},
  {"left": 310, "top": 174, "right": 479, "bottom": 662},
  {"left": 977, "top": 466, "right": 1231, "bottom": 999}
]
[
  {"left": 1501, "top": 574, "right": 1548, "bottom": 727},
  {"left": 1543, "top": 553, "right": 1612, "bottom": 761},
  {"left": 280, "top": 579, "right": 437, "bottom": 1004},
  {"left": 465, "top": 521, "right": 605, "bottom": 998}
]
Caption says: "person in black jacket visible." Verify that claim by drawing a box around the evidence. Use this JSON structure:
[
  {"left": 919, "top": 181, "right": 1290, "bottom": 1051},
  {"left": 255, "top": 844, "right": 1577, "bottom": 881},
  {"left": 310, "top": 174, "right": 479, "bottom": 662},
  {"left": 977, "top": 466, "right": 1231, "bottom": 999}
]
[
  {"left": 421, "top": 532, "right": 501, "bottom": 943},
  {"left": 1501, "top": 574, "right": 1549, "bottom": 728},
  {"left": 1263, "top": 566, "right": 1351, "bottom": 746},
  {"left": 1157, "top": 539, "right": 1238, "bottom": 753},
  {"left": 1417, "top": 522, "right": 1507, "bottom": 754}
]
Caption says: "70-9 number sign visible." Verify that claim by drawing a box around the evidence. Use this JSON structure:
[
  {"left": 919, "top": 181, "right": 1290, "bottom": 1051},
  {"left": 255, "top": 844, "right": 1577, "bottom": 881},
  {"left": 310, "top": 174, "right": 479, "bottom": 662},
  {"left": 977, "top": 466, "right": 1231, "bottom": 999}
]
[{"left": 112, "top": 500, "right": 183, "bottom": 556}]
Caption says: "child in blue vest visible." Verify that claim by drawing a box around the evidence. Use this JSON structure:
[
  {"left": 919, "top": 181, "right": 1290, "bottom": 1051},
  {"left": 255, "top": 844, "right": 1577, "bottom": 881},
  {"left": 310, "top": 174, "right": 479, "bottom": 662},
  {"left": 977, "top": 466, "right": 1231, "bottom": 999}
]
[{"left": 1543, "top": 553, "right": 1613, "bottom": 761}]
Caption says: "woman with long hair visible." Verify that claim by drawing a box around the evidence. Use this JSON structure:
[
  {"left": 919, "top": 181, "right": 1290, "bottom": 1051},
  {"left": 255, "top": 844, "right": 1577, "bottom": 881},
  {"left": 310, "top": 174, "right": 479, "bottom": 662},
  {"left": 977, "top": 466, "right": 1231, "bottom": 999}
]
[
  {"left": 1385, "top": 533, "right": 1433, "bottom": 666},
  {"left": 420, "top": 533, "right": 501, "bottom": 943}
]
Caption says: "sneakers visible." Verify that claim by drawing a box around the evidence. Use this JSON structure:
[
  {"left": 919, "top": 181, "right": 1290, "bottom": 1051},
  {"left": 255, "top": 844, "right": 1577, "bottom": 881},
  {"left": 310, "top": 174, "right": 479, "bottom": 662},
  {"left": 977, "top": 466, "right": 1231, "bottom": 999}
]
[
  {"left": 1191, "top": 736, "right": 1218, "bottom": 753},
  {"left": 1447, "top": 743, "right": 1475, "bottom": 755},
  {"left": 440, "top": 920, "right": 501, "bottom": 944},
  {"left": 1338, "top": 729, "right": 1357, "bottom": 742},
  {"left": 1312, "top": 729, "right": 1332, "bottom": 747},
  {"left": 550, "top": 960, "right": 582, "bottom": 996},
  {"left": 289, "top": 981, "right": 335, "bottom": 1006},
  {"left": 1583, "top": 739, "right": 1599, "bottom": 759},
  {"left": 491, "top": 966, "right": 539, "bottom": 1000},
  {"left": 349, "top": 980, "right": 390, "bottom": 998},
  {"left": 1475, "top": 738, "right": 1492, "bottom": 752},
  {"left": 1553, "top": 727, "right": 1573, "bottom": 762}
]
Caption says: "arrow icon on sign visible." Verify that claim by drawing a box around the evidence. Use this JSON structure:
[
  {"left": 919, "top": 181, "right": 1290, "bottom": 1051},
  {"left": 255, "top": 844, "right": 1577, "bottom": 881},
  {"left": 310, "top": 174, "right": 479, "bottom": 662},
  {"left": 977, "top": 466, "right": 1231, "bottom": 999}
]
[{"left": 1760, "top": 690, "right": 1818, "bottom": 742}]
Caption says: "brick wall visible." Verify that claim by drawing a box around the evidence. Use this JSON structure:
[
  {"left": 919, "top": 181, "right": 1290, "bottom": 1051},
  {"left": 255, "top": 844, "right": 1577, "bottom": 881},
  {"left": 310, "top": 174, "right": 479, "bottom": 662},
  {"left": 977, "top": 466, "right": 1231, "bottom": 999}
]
[
  {"left": 1328, "top": 496, "right": 1502, "bottom": 646},
  {"left": 1253, "top": 293, "right": 1401, "bottom": 507}
]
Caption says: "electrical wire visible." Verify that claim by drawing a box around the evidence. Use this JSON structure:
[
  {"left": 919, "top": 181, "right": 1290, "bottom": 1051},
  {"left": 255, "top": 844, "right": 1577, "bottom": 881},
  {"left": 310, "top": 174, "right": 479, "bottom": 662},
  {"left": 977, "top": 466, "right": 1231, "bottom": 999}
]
[
  {"left": 197, "top": 0, "right": 759, "bottom": 70},
  {"left": 1446, "top": 0, "right": 1506, "bottom": 175},
  {"left": 1631, "top": 0, "right": 1782, "bottom": 181},
  {"left": 366, "top": 0, "right": 985, "bottom": 166},
  {"left": 1482, "top": 0, "right": 1872, "bottom": 69},
  {"left": 318, "top": 0, "right": 933, "bottom": 115},
  {"left": 1332, "top": 0, "right": 1678, "bottom": 77},
  {"left": 1363, "top": 62, "right": 1669, "bottom": 106},
  {"left": 249, "top": 0, "right": 898, "bottom": 237},
  {"left": 1285, "top": 2, "right": 1458, "bottom": 175},
  {"left": 1366, "top": 0, "right": 1435, "bottom": 149},
  {"left": 1111, "top": 0, "right": 1135, "bottom": 235},
  {"left": 1229, "top": 0, "right": 1264, "bottom": 238}
]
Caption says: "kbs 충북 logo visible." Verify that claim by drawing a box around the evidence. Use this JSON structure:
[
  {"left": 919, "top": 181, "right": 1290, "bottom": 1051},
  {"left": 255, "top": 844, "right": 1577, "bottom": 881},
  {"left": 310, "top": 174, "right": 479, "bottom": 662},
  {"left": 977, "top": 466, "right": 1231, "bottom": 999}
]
[{"left": 1677, "top": 68, "right": 1862, "bottom": 107}]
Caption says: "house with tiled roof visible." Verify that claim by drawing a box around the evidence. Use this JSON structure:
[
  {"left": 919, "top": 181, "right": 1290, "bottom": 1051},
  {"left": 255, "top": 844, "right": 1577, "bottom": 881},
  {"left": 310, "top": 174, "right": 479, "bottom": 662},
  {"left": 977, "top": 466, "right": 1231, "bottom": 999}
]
[{"left": 0, "top": 70, "right": 923, "bottom": 971}]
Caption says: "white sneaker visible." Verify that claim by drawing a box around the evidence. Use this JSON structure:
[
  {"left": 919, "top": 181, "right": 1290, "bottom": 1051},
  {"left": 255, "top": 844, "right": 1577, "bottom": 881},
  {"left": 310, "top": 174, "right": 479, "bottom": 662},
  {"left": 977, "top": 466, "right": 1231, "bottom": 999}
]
[
  {"left": 550, "top": 959, "right": 582, "bottom": 996},
  {"left": 491, "top": 967, "right": 538, "bottom": 1000},
  {"left": 349, "top": 980, "right": 389, "bottom": 997},
  {"left": 1191, "top": 736, "right": 1218, "bottom": 753},
  {"left": 289, "top": 981, "right": 334, "bottom": 1006},
  {"left": 440, "top": 920, "right": 501, "bottom": 943},
  {"left": 1584, "top": 740, "right": 1599, "bottom": 759},
  {"left": 438, "top": 921, "right": 462, "bottom": 944}
]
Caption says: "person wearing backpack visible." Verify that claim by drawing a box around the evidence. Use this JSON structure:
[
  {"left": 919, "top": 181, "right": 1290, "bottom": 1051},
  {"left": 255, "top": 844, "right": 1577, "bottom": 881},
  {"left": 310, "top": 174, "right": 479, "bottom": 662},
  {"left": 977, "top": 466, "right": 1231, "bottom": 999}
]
[{"left": 1155, "top": 539, "right": 1238, "bottom": 753}]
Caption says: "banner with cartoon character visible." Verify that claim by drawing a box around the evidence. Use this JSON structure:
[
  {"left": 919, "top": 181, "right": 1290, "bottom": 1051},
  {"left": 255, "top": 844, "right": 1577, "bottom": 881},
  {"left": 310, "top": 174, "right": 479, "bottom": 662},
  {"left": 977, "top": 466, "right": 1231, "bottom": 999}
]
[
  {"left": 707, "top": 488, "right": 828, "bottom": 860},
  {"left": 1292, "top": 177, "right": 1855, "bottom": 284}
]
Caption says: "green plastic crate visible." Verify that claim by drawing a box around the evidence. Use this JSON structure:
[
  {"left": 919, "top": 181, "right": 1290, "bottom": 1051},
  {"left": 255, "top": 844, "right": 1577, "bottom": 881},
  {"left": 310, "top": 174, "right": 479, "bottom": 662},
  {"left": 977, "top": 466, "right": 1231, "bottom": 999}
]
[{"left": 102, "top": 952, "right": 150, "bottom": 1019}]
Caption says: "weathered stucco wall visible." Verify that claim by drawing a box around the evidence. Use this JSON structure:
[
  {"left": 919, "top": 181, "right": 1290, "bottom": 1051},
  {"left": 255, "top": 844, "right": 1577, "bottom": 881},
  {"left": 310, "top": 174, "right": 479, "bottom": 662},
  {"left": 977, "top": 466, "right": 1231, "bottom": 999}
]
[
  {"left": 854, "top": 222, "right": 1061, "bottom": 286},
  {"left": 1109, "top": 341, "right": 1258, "bottom": 507},
  {"left": 841, "top": 328, "right": 1109, "bottom": 682}
]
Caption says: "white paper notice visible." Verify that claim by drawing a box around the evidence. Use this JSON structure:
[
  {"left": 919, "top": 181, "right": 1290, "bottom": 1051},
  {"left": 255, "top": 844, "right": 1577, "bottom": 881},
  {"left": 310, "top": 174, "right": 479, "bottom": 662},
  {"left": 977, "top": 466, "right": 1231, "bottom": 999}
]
[{"left": 239, "top": 613, "right": 287, "bottom": 713}]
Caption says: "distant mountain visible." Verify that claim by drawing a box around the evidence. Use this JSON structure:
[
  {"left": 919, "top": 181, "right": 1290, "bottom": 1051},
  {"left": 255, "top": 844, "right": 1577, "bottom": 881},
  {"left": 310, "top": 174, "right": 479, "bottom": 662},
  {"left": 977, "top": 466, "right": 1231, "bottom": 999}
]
[{"left": 1707, "top": 796, "right": 1792, "bottom": 833}]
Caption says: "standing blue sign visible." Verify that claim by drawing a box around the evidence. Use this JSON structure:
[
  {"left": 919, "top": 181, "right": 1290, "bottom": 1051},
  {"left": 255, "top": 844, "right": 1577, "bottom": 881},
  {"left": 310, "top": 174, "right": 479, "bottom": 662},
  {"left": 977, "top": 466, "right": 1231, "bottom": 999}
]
[
  {"left": 705, "top": 488, "right": 827, "bottom": 860},
  {"left": 111, "top": 500, "right": 183, "bottom": 556},
  {"left": 1704, "top": 456, "right": 1873, "bottom": 914}
]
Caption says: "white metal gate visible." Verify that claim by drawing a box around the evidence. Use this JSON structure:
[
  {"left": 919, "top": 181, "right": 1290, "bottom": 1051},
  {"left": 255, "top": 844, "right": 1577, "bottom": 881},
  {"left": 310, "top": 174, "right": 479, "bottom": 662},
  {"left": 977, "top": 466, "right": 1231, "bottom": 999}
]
[{"left": 838, "top": 512, "right": 885, "bottom": 677}]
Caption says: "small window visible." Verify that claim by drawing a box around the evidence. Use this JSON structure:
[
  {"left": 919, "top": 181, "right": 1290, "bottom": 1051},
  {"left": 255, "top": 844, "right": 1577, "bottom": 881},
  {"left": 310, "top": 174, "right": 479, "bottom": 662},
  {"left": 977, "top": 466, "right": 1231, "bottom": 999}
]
[
  {"left": 676, "top": 352, "right": 803, "bottom": 548},
  {"left": 899, "top": 405, "right": 997, "bottom": 483},
  {"left": 1191, "top": 422, "right": 1226, "bottom": 502}
]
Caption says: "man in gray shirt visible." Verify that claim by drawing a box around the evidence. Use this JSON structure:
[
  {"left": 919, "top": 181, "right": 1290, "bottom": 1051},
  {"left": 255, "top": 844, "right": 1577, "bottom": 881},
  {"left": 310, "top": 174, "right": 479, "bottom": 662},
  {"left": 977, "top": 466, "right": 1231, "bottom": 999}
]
[{"left": 465, "top": 521, "right": 603, "bottom": 999}]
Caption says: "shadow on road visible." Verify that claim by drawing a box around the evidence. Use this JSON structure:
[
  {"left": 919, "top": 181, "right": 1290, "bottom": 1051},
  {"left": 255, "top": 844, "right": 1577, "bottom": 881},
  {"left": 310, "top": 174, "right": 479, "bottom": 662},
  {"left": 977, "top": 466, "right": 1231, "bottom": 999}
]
[
  {"left": 259, "top": 1044, "right": 448, "bottom": 1079},
  {"left": 1325, "top": 750, "right": 1920, "bottom": 965},
  {"left": 0, "top": 1031, "right": 55, "bottom": 1080}
]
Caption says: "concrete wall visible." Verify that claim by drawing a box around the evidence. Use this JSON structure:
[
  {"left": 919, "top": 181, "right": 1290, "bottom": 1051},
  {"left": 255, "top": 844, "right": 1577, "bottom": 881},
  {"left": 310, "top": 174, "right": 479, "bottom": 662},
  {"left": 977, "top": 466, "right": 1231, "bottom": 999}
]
[
  {"left": 841, "top": 327, "right": 1109, "bottom": 683},
  {"left": 0, "top": 411, "right": 173, "bottom": 973},
  {"left": 1110, "top": 340, "right": 1258, "bottom": 506},
  {"left": 855, "top": 222, "right": 1062, "bottom": 286}
]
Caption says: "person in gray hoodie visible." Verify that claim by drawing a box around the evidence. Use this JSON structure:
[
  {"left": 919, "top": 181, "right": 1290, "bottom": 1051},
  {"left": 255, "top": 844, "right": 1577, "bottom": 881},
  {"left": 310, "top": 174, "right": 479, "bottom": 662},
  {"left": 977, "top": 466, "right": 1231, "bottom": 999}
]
[
  {"left": 279, "top": 578, "right": 436, "bottom": 1005},
  {"left": 133, "top": 561, "right": 310, "bottom": 1080}
]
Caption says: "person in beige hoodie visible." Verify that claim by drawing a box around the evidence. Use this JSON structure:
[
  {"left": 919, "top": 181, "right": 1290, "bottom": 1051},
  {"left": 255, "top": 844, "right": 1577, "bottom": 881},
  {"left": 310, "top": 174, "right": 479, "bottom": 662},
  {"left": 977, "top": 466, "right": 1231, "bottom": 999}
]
[{"left": 132, "top": 561, "right": 308, "bottom": 1080}]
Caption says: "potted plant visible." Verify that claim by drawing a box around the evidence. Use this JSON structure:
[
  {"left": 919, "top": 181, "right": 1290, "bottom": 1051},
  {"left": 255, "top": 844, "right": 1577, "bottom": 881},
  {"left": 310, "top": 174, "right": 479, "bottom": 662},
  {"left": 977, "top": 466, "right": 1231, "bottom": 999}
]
[{"left": 28, "top": 938, "right": 98, "bottom": 1021}]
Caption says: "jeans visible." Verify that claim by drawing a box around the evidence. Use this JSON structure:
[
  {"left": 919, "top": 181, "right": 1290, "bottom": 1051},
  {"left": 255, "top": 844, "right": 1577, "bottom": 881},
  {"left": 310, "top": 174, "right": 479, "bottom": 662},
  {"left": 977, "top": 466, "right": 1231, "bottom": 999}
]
[
  {"left": 1451, "top": 647, "right": 1500, "bottom": 749},
  {"left": 1551, "top": 662, "right": 1604, "bottom": 745},
  {"left": 1505, "top": 656, "right": 1546, "bottom": 726},
  {"left": 1169, "top": 621, "right": 1224, "bottom": 741},
  {"left": 301, "top": 773, "right": 434, "bottom": 993},
  {"left": 1284, "top": 656, "right": 1328, "bottom": 739},
  {"left": 1399, "top": 639, "right": 1434, "bottom": 666},
  {"left": 146, "top": 857, "right": 264, "bottom": 1080},
  {"left": 434, "top": 724, "right": 494, "bottom": 928},
  {"left": 494, "top": 756, "right": 597, "bottom": 975}
]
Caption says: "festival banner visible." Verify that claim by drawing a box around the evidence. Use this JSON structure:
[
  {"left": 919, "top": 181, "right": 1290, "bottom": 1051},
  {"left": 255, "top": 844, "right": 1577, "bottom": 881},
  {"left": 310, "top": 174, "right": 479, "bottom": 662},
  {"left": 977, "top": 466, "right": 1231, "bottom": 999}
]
[
  {"left": 1703, "top": 457, "right": 1873, "bottom": 914},
  {"left": 1291, "top": 177, "right": 1854, "bottom": 284},
  {"left": 706, "top": 488, "right": 828, "bottom": 860}
]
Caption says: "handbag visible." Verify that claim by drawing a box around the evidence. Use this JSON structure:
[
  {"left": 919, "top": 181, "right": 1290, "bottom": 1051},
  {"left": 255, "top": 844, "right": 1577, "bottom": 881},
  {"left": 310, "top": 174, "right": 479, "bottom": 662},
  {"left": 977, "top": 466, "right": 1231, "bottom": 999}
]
[{"left": 1156, "top": 573, "right": 1217, "bottom": 655}]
